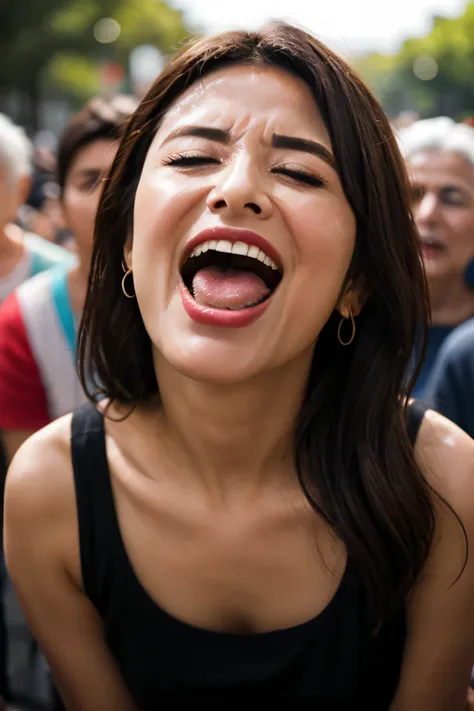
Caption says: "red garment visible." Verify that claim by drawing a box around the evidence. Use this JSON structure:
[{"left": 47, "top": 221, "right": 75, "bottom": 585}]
[{"left": 0, "top": 291, "right": 49, "bottom": 430}]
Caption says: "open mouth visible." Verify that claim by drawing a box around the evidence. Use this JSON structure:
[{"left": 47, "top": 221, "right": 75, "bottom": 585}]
[
  {"left": 420, "top": 237, "right": 446, "bottom": 254},
  {"left": 181, "top": 240, "right": 283, "bottom": 311}
]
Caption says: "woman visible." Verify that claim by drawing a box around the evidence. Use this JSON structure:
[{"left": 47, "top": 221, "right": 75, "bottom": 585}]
[
  {"left": 4, "top": 24, "right": 474, "bottom": 709},
  {"left": 398, "top": 117, "right": 474, "bottom": 396},
  {"left": 0, "top": 95, "right": 136, "bottom": 464}
]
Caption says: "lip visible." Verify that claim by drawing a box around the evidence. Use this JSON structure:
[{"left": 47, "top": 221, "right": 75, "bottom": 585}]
[
  {"left": 180, "top": 282, "right": 274, "bottom": 328},
  {"left": 181, "top": 227, "right": 284, "bottom": 271},
  {"left": 419, "top": 235, "right": 445, "bottom": 248},
  {"left": 420, "top": 239, "right": 446, "bottom": 256}
]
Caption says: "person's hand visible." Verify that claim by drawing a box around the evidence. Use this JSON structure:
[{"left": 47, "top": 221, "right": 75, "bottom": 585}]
[{"left": 467, "top": 686, "right": 474, "bottom": 709}]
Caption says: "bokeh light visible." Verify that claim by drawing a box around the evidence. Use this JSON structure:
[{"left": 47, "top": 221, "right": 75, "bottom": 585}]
[
  {"left": 413, "top": 55, "right": 439, "bottom": 81},
  {"left": 93, "top": 18, "right": 121, "bottom": 44}
]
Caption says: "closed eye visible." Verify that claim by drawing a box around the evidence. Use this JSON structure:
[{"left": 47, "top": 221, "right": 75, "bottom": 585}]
[
  {"left": 440, "top": 188, "right": 467, "bottom": 206},
  {"left": 162, "top": 153, "right": 326, "bottom": 187},
  {"left": 272, "top": 166, "right": 326, "bottom": 187},
  {"left": 162, "top": 152, "right": 220, "bottom": 167}
]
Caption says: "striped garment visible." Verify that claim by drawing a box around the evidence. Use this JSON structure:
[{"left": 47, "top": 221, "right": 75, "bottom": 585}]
[
  {"left": 0, "top": 231, "right": 76, "bottom": 305},
  {"left": 0, "top": 268, "right": 86, "bottom": 431}
]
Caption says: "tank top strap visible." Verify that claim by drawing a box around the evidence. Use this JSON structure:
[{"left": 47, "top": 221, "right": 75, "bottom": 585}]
[
  {"left": 71, "top": 402, "right": 125, "bottom": 612},
  {"left": 405, "top": 399, "right": 428, "bottom": 447}
]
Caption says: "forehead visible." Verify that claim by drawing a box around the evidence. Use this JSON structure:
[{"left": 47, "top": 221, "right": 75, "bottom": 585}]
[
  {"left": 408, "top": 149, "right": 474, "bottom": 189},
  {"left": 156, "top": 64, "right": 331, "bottom": 147},
  {"left": 69, "top": 138, "right": 118, "bottom": 173}
]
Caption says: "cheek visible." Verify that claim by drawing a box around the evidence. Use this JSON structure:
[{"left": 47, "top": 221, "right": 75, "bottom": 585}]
[
  {"left": 287, "top": 193, "right": 356, "bottom": 277},
  {"left": 446, "top": 215, "right": 474, "bottom": 254},
  {"left": 64, "top": 192, "right": 98, "bottom": 232},
  {"left": 133, "top": 170, "right": 208, "bottom": 262},
  {"left": 0, "top": 189, "right": 15, "bottom": 220}
]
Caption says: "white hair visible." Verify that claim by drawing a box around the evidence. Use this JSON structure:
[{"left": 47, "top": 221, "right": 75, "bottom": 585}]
[
  {"left": 397, "top": 116, "right": 474, "bottom": 168},
  {"left": 0, "top": 113, "right": 33, "bottom": 184}
]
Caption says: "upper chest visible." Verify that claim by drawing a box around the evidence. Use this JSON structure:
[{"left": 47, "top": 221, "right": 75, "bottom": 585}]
[{"left": 103, "top": 436, "right": 347, "bottom": 634}]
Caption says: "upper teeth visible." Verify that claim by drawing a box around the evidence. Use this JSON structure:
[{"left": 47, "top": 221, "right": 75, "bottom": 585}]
[{"left": 188, "top": 240, "right": 280, "bottom": 271}]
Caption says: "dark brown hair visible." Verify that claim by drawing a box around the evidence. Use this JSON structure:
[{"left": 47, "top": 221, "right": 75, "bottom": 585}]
[
  {"left": 79, "top": 23, "right": 434, "bottom": 629},
  {"left": 56, "top": 95, "right": 138, "bottom": 193}
]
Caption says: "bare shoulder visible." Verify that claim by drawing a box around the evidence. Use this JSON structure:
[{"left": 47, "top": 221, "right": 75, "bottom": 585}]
[
  {"left": 388, "top": 413, "right": 474, "bottom": 708},
  {"left": 411, "top": 407, "right": 474, "bottom": 595},
  {"left": 415, "top": 408, "right": 474, "bottom": 528},
  {"left": 6, "top": 413, "right": 74, "bottom": 514},
  {"left": 4, "top": 413, "right": 77, "bottom": 571}
]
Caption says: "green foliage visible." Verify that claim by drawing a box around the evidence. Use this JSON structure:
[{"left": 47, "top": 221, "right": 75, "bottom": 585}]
[
  {"left": 48, "top": 53, "right": 100, "bottom": 99},
  {"left": 0, "top": 0, "right": 191, "bottom": 127},
  {"left": 354, "top": 1, "right": 474, "bottom": 119}
]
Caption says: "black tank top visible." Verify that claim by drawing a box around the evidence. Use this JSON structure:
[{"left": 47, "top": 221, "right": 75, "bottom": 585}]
[{"left": 71, "top": 400, "right": 427, "bottom": 709}]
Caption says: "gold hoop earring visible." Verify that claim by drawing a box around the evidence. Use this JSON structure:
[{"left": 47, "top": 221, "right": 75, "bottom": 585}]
[
  {"left": 121, "top": 269, "right": 135, "bottom": 299},
  {"left": 337, "top": 309, "right": 356, "bottom": 346}
]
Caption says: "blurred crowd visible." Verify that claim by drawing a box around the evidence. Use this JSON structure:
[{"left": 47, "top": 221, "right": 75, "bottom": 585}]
[
  {"left": 0, "top": 95, "right": 137, "bottom": 711},
  {"left": 2, "top": 93, "right": 474, "bottom": 708}
]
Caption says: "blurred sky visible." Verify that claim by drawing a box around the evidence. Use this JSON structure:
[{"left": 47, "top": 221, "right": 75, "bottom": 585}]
[{"left": 172, "top": 0, "right": 467, "bottom": 56}]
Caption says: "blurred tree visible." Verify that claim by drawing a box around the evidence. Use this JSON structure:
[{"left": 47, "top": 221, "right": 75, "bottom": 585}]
[
  {"left": 355, "top": 1, "right": 474, "bottom": 120},
  {"left": 0, "top": 0, "right": 191, "bottom": 131}
]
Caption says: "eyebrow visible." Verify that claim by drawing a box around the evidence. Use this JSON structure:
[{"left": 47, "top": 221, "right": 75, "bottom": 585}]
[
  {"left": 272, "top": 134, "right": 335, "bottom": 169},
  {"left": 162, "top": 126, "right": 230, "bottom": 145},
  {"left": 412, "top": 182, "right": 468, "bottom": 196},
  {"left": 162, "top": 125, "right": 336, "bottom": 170},
  {"left": 441, "top": 185, "right": 465, "bottom": 193}
]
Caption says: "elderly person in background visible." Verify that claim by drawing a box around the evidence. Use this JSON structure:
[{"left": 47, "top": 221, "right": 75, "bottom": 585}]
[
  {"left": 0, "top": 113, "right": 73, "bottom": 711},
  {"left": 398, "top": 117, "right": 474, "bottom": 397},
  {"left": 0, "top": 113, "right": 73, "bottom": 306}
]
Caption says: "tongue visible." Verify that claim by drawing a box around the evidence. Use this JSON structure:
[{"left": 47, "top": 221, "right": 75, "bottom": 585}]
[{"left": 192, "top": 266, "right": 271, "bottom": 309}]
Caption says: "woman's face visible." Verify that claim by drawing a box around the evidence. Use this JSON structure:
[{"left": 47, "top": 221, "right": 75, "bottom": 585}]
[
  {"left": 409, "top": 149, "right": 474, "bottom": 286},
  {"left": 62, "top": 138, "right": 118, "bottom": 267},
  {"left": 131, "top": 64, "right": 356, "bottom": 383}
]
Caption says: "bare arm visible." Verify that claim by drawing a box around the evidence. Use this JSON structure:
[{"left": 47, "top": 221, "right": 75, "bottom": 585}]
[
  {"left": 390, "top": 410, "right": 474, "bottom": 710},
  {"left": 4, "top": 419, "right": 138, "bottom": 711}
]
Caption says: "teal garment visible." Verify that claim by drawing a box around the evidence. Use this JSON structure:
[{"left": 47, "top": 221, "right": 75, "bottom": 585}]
[
  {"left": 25, "top": 232, "right": 77, "bottom": 277},
  {"left": 50, "top": 268, "right": 77, "bottom": 359}
]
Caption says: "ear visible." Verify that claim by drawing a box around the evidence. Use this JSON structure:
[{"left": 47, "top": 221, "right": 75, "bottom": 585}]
[
  {"left": 337, "top": 277, "right": 368, "bottom": 318},
  {"left": 123, "top": 235, "right": 133, "bottom": 271}
]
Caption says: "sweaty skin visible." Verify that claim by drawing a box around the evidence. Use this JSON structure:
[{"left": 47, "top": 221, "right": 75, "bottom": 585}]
[{"left": 4, "top": 65, "right": 474, "bottom": 711}]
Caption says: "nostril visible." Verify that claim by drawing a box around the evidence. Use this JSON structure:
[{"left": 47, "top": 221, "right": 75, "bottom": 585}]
[{"left": 246, "top": 202, "right": 261, "bottom": 215}]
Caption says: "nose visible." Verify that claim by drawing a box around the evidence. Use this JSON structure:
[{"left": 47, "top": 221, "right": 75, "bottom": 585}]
[
  {"left": 206, "top": 157, "right": 273, "bottom": 220},
  {"left": 415, "top": 192, "right": 440, "bottom": 226}
]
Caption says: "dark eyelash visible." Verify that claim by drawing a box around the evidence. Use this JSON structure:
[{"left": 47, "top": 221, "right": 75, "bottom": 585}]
[
  {"left": 273, "top": 168, "right": 325, "bottom": 187},
  {"left": 442, "top": 192, "right": 464, "bottom": 205},
  {"left": 163, "top": 153, "right": 219, "bottom": 167},
  {"left": 82, "top": 177, "right": 101, "bottom": 190},
  {"left": 163, "top": 154, "right": 325, "bottom": 187}
]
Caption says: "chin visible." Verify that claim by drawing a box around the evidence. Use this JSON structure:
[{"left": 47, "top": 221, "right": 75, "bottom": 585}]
[
  {"left": 158, "top": 335, "right": 270, "bottom": 385},
  {"left": 425, "top": 266, "right": 449, "bottom": 285}
]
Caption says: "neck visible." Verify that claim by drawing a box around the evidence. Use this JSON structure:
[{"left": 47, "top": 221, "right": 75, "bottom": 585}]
[
  {"left": 429, "top": 276, "right": 474, "bottom": 325},
  {"left": 67, "top": 261, "right": 90, "bottom": 315},
  {"left": 0, "top": 223, "right": 25, "bottom": 278},
  {"left": 153, "top": 350, "right": 313, "bottom": 499},
  {"left": 0, "top": 223, "right": 22, "bottom": 256}
]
